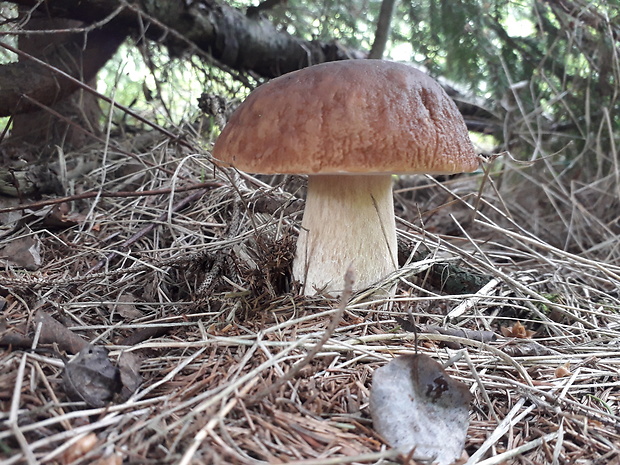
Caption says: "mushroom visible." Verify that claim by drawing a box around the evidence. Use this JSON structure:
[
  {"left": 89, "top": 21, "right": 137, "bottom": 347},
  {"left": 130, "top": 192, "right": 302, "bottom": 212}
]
[{"left": 212, "top": 60, "right": 478, "bottom": 295}]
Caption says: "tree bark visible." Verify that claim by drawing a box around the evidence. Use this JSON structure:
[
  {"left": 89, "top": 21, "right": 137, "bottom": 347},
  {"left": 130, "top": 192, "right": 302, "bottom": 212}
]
[{"left": 7, "top": 16, "right": 124, "bottom": 150}]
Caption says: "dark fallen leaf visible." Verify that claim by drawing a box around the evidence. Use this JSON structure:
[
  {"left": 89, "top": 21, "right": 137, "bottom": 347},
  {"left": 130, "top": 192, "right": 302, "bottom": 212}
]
[
  {"left": 63, "top": 345, "right": 121, "bottom": 408},
  {"left": 42, "top": 202, "right": 86, "bottom": 228},
  {"left": 117, "top": 351, "right": 142, "bottom": 401},
  {"left": 369, "top": 354, "right": 472, "bottom": 465},
  {"left": 0, "top": 234, "right": 42, "bottom": 270}
]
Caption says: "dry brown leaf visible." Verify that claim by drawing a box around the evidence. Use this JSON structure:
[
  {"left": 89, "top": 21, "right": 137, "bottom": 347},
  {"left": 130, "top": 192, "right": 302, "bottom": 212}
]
[
  {"left": 555, "top": 363, "right": 571, "bottom": 378},
  {"left": 109, "top": 293, "right": 144, "bottom": 320},
  {"left": 61, "top": 433, "right": 98, "bottom": 465},
  {"left": 34, "top": 310, "right": 88, "bottom": 354},
  {"left": 118, "top": 351, "right": 142, "bottom": 401},
  {"left": 500, "top": 321, "right": 536, "bottom": 339}
]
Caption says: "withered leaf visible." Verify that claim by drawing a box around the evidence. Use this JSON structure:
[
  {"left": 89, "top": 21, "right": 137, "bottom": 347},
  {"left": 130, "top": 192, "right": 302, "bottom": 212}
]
[
  {"left": 117, "top": 351, "right": 142, "bottom": 401},
  {"left": 109, "top": 294, "right": 144, "bottom": 320},
  {"left": 63, "top": 345, "right": 120, "bottom": 408},
  {"left": 34, "top": 310, "right": 88, "bottom": 354},
  {"left": 369, "top": 354, "right": 472, "bottom": 465},
  {"left": 0, "top": 234, "right": 42, "bottom": 270},
  {"left": 500, "top": 321, "right": 536, "bottom": 339}
]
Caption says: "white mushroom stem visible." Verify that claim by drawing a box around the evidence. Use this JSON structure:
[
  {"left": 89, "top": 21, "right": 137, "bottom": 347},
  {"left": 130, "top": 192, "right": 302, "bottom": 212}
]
[{"left": 293, "top": 174, "right": 398, "bottom": 295}]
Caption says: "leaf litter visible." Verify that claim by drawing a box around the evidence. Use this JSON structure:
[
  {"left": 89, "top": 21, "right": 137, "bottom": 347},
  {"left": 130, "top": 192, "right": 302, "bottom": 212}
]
[{"left": 0, "top": 130, "right": 619, "bottom": 465}]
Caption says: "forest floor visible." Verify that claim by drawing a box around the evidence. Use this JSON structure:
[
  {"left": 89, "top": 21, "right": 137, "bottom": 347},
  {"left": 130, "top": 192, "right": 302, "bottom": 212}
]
[{"left": 1, "top": 130, "right": 619, "bottom": 465}]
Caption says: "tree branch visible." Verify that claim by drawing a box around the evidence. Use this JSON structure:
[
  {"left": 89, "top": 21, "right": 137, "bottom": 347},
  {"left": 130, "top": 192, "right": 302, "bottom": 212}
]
[
  {"left": 0, "top": 0, "right": 499, "bottom": 133},
  {"left": 5, "top": 0, "right": 365, "bottom": 78},
  {"left": 545, "top": 0, "right": 620, "bottom": 43}
]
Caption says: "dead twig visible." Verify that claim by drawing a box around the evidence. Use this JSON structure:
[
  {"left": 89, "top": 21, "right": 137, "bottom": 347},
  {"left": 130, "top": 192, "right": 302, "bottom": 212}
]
[{"left": 0, "top": 181, "right": 222, "bottom": 214}]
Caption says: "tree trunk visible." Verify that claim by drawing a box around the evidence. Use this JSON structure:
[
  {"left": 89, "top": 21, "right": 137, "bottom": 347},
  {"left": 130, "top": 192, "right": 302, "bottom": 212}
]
[
  {"left": 368, "top": 0, "right": 398, "bottom": 59},
  {"left": 10, "top": 17, "right": 94, "bottom": 152},
  {"left": 5, "top": 14, "right": 125, "bottom": 154}
]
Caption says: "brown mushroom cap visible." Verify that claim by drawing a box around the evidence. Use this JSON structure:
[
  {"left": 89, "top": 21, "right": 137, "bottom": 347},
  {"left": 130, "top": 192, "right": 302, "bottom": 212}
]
[{"left": 212, "top": 60, "right": 478, "bottom": 175}]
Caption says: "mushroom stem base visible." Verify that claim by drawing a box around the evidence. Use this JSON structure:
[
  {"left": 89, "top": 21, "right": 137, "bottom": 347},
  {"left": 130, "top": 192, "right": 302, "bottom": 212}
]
[{"left": 293, "top": 174, "right": 398, "bottom": 295}]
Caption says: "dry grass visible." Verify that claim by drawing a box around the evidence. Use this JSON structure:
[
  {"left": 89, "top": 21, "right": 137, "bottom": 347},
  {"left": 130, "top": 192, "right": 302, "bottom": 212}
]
[{"left": 1, "top": 127, "right": 619, "bottom": 465}]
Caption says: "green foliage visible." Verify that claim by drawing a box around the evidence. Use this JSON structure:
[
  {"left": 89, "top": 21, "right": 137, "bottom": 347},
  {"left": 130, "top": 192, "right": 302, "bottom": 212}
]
[
  {"left": 253, "top": 0, "right": 382, "bottom": 50},
  {"left": 390, "top": 0, "right": 618, "bottom": 174},
  {"left": 93, "top": 0, "right": 618, "bottom": 173},
  {"left": 0, "top": 2, "right": 17, "bottom": 57},
  {"left": 238, "top": 0, "right": 617, "bottom": 124}
]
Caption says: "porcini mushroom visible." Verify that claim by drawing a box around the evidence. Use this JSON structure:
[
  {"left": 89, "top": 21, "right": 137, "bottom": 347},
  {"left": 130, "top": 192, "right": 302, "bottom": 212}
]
[{"left": 212, "top": 60, "right": 478, "bottom": 295}]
